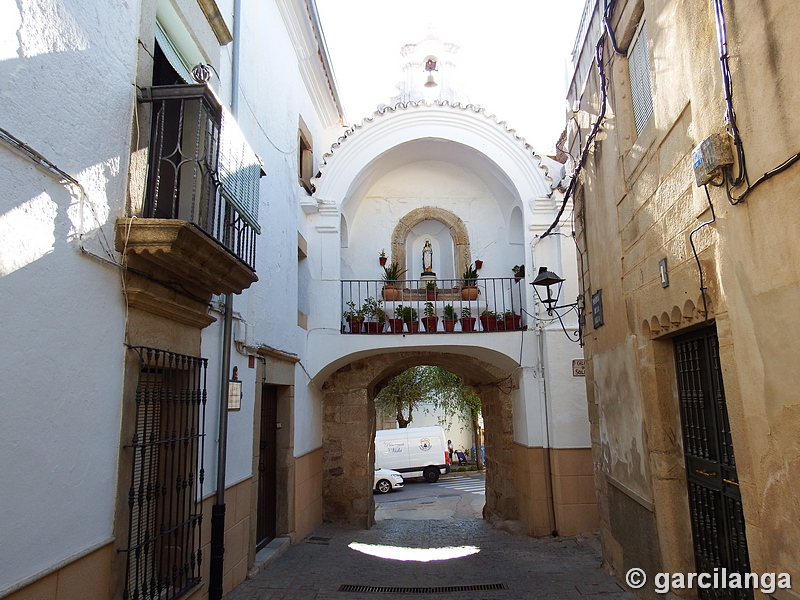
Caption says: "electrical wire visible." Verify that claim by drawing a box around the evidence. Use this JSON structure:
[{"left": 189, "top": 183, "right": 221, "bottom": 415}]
[
  {"left": 689, "top": 185, "right": 717, "bottom": 320},
  {"left": 541, "top": 38, "right": 607, "bottom": 240}
]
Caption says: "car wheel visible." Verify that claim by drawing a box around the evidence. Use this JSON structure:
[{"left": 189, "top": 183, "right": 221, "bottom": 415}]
[
  {"left": 376, "top": 479, "right": 392, "bottom": 494},
  {"left": 423, "top": 467, "right": 440, "bottom": 483}
]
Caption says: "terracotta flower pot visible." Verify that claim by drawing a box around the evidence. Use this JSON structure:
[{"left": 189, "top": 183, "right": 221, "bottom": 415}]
[
  {"left": 443, "top": 319, "right": 457, "bottom": 332},
  {"left": 460, "top": 317, "right": 476, "bottom": 332},
  {"left": 379, "top": 256, "right": 387, "bottom": 266},
  {"left": 461, "top": 286, "right": 478, "bottom": 301},
  {"left": 504, "top": 314, "right": 522, "bottom": 330},
  {"left": 387, "top": 318, "right": 404, "bottom": 333},
  {"left": 346, "top": 318, "right": 363, "bottom": 334},
  {"left": 474, "top": 260, "right": 483, "bottom": 270},
  {"left": 479, "top": 314, "right": 497, "bottom": 331},
  {"left": 426, "top": 290, "right": 437, "bottom": 301},
  {"left": 405, "top": 320, "right": 420, "bottom": 333},
  {"left": 421, "top": 316, "right": 439, "bottom": 332},
  {"left": 382, "top": 285, "right": 402, "bottom": 301},
  {"left": 365, "top": 321, "right": 383, "bottom": 334}
]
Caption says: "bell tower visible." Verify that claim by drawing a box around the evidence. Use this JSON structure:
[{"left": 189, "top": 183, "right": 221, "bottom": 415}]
[{"left": 389, "top": 31, "right": 469, "bottom": 106}]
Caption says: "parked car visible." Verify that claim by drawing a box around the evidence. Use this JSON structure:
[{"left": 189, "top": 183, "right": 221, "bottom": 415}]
[{"left": 374, "top": 467, "right": 404, "bottom": 494}]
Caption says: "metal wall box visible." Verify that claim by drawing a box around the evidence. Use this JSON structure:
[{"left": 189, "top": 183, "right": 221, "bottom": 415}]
[{"left": 692, "top": 133, "right": 734, "bottom": 186}]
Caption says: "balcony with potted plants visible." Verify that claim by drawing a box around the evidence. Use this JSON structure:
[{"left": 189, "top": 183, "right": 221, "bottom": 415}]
[{"left": 340, "top": 263, "right": 527, "bottom": 334}]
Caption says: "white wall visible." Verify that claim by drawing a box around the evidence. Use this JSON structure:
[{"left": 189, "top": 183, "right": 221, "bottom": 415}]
[{"left": 0, "top": 0, "right": 138, "bottom": 590}]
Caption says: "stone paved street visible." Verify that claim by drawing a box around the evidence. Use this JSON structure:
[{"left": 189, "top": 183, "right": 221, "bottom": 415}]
[{"left": 223, "top": 516, "right": 635, "bottom": 600}]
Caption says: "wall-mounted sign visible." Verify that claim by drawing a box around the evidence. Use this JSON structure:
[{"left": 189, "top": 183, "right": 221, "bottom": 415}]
[
  {"left": 573, "top": 359, "right": 586, "bottom": 377},
  {"left": 592, "top": 289, "right": 604, "bottom": 329}
]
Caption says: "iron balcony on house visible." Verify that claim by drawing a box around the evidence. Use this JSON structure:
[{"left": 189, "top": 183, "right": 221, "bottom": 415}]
[{"left": 116, "top": 84, "right": 262, "bottom": 300}]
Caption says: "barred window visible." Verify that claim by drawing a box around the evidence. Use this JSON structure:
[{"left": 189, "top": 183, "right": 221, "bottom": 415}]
[
  {"left": 122, "top": 347, "right": 208, "bottom": 600},
  {"left": 628, "top": 21, "right": 654, "bottom": 135}
]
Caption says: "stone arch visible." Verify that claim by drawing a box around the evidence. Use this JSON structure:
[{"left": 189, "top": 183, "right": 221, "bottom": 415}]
[
  {"left": 321, "top": 351, "right": 516, "bottom": 529},
  {"left": 390, "top": 207, "right": 471, "bottom": 279}
]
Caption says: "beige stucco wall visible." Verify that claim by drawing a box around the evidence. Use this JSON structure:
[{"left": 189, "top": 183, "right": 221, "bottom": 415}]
[
  {"left": 294, "top": 448, "right": 324, "bottom": 541},
  {"left": 572, "top": 0, "right": 800, "bottom": 587}
]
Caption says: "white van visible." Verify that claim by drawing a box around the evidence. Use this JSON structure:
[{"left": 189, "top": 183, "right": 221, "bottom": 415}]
[{"left": 374, "top": 425, "right": 451, "bottom": 482}]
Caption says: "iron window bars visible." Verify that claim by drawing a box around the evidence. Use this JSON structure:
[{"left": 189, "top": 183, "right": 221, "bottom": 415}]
[
  {"left": 140, "top": 84, "right": 258, "bottom": 270},
  {"left": 122, "top": 347, "right": 208, "bottom": 600}
]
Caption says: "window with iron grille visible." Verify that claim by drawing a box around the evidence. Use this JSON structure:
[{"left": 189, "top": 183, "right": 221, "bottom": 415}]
[
  {"left": 628, "top": 21, "right": 654, "bottom": 135},
  {"left": 122, "top": 347, "right": 208, "bottom": 600}
]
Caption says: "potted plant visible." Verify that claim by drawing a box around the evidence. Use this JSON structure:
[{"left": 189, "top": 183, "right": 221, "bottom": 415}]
[
  {"left": 460, "top": 306, "right": 476, "bottom": 332},
  {"left": 512, "top": 264, "right": 525, "bottom": 282},
  {"left": 421, "top": 301, "right": 438, "bottom": 332},
  {"left": 397, "top": 304, "right": 419, "bottom": 333},
  {"left": 479, "top": 309, "right": 497, "bottom": 332},
  {"left": 425, "top": 280, "right": 437, "bottom": 301},
  {"left": 504, "top": 309, "right": 522, "bottom": 330},
  {"left": 442, "top": 304, "right": 458, "bottom": 332},
  {"left": 387, "top": 304, "right": 404, "bottom": 333},
  {"left": 379, "top": 249, "right": 387, "bottom": 266},
  {"left": 381, "top": 262, "right": 407, "bottom": 301},
  {"left": 361, "top": 297, "right": 385, "bottom": 334},
  {"left": 474, "top": 259, "right": 483, "bottom": 270},
  {"left": 461, "top": 263, "right": 479, "bottom": 300},
  {"left": 343, "top": 300, "right": 364, "bottom": 334}
]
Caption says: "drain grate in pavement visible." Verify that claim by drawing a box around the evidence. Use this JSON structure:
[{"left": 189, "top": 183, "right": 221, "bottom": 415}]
[
  {"left": 306, "top": 536, "right": 331, "bottom": 545},
  {"left": 338, "top": 583, "right": 508, "bottom": 594}
]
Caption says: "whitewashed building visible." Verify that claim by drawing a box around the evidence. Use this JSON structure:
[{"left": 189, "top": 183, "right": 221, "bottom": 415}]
[{"left": 1, "top": 7, "right": 593, "bottom": 600}]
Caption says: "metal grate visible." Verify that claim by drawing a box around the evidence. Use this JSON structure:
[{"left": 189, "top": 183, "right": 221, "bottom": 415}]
[
  {"left": 141, "top": 84, "right": 258, "bottom": 270},
  {"left": 628, "top": 21, "right": 654, "bottom": 135},
  {"left": 122, "top": 347, "right": 208, "bottom": 600},
  {"left": 338, "top": 583, "right": 508, "bottom": 594}
]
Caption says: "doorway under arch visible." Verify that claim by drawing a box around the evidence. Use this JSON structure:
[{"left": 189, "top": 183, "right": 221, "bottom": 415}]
[{"left": 320, "top": 350, "right": 517, "bottom": 529}]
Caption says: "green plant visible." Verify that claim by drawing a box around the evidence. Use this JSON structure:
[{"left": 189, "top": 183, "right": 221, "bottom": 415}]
[
  {"left": 425, "top": 280, "right": 437, "bottom": 291},
  {"left": 467, "top": 465, "right": 478, "bottom": 471},
  {"left": 503, "top": 309, "right": 518, "bottom": 316},
  {"left": 443, "top": 304, "right": 457, "bottom": 320},
  {"left": 481, "top": 309, "right": 495, "bottom": 316},
  {"left": 396, "top": 305, "right": 418, "bottom": 323},
  {"left": 380, "top": 249, "right": 386, "bottom": 258},
  {"left": 344, "top": 300, "right": 363, "bottom": 320},
  {"left": 382, "top": 261, "right": 407, "bottom": 282},
  {"left": 361, "top": 297, "right": 384, "bottom": 321},
  {"left": 512, "top": 264, "right": 525, "bottom": 277},
  {"left": 461, "top": 306, "right": 472, "bottom": 319},
  {"left": 461, "top": 263, "right": 479, "bottom": 286},
  {"left": 423, "top": 301, "right": 435, "bottom": 317}
]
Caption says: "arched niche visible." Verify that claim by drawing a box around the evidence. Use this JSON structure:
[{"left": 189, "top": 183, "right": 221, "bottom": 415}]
[
  {"left": 509, "top": 206, "right": 524, "bottom": 245},
  {"left": 391, "top": 207, "right": 470, "bottom": 280},
  {"left": 340, "top": 214, "right": 349, "bottom": 248}
]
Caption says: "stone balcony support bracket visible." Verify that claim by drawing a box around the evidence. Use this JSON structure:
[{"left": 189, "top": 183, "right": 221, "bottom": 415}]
[{"left": 115, "top": 218, "right": 258, "bottom": 298}]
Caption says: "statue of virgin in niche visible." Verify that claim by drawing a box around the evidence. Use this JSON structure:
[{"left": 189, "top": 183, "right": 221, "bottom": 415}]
[{"left": 422, "top": 240, "right": 433, "bottom": 272}]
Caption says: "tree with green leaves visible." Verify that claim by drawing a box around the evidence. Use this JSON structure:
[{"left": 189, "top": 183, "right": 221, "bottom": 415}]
[{"left": 374, "top": 365, "right": 483, "bottom": 469}]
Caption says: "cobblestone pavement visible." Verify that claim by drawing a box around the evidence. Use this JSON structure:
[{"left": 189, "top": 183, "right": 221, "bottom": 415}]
[{"left": 224, "top": 517, "right": 635, "bottom": 600}]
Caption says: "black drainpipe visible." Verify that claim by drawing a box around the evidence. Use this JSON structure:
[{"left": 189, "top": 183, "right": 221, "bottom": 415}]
[{"left": 209, "top": 293, "right": 233, "bottom": 600}]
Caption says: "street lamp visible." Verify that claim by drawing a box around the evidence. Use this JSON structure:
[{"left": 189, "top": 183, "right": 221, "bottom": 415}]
[{"left": 530, "top": 266, "right": 582, "bottom": 344}]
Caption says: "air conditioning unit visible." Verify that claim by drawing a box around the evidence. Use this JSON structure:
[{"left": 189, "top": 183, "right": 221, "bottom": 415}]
[{"left": 692, "top": 133, "right": 734, "bottom": 186}]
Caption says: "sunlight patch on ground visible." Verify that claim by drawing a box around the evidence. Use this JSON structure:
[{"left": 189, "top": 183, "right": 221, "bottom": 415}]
[{"left": 348, "top": 542, "right": 480, "bottom": 562}]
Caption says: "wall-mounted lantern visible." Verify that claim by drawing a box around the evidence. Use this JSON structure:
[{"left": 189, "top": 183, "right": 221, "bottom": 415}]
[{"left": 530, "top": 266, "right": 583, "bottom": 344}]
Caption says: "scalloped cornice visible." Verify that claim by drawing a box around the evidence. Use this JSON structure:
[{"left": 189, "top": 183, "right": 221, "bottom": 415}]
[{"left": 312, "top": 100, "right": 557, "bottom": 193}]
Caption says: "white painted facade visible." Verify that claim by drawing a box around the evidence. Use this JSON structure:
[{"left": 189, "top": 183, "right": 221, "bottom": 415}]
[
  {"left": 0, "top": 0, "right": 342, "bottom": 596},
  {"left": 0, "top": 5, "right": 589, "bottom": 597}
]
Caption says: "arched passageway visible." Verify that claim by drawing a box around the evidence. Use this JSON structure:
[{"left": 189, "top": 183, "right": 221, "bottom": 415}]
[{"left": 321, "top": 351, "right": 517, "bottom": 528}]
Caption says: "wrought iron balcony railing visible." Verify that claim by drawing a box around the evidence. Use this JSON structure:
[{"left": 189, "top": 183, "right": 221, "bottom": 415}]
[
  {"left": 141, "top": 84, "right": 260, "bottom": 271},
  {"left": 341, "top": 278, "right": 526, "bottom": 334}
]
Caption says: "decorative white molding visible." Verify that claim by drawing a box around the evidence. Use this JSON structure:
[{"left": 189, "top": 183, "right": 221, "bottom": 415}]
[{"left": 275, "top": 0, "right": 342, "bottom": 128}]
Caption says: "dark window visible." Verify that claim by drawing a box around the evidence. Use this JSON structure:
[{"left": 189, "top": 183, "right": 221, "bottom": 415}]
[
  {"left": 298, "top": 118, "right": 313, "bottom": 193},
  {"left": 122, "top": 347, "right": 208, "bottom": 600}
]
